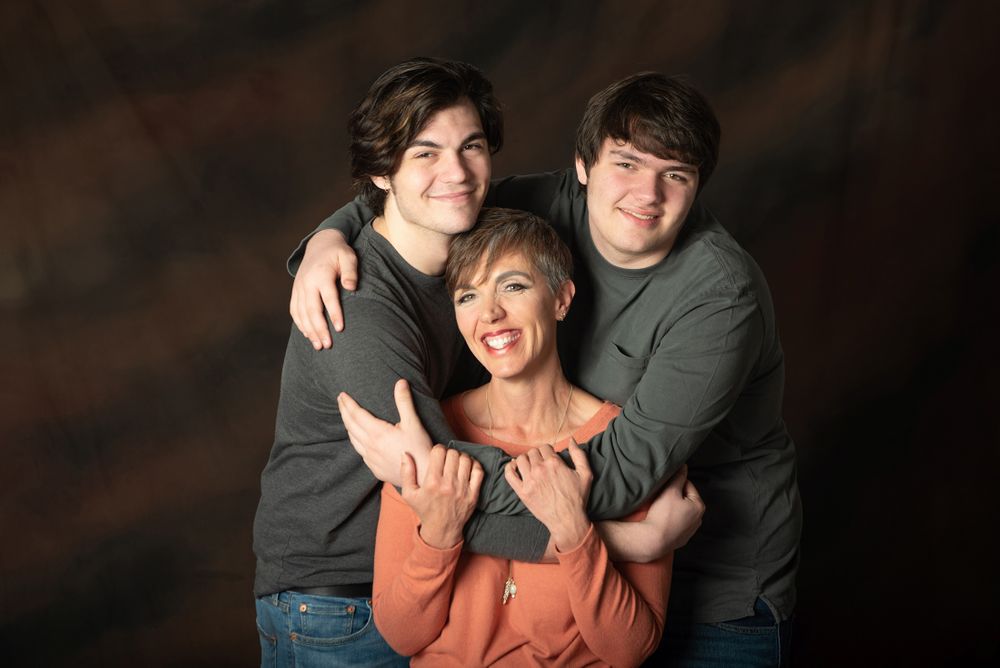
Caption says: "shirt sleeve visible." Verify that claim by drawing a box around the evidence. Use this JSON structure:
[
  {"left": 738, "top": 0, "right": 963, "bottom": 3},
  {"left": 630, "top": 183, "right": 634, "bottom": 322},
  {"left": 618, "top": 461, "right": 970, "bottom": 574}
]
[
  {"left": 287, "top": 199, "right": 374, "bottom": 276},
  {"left": 459, "top": 290, "right": 765, "bottom": 518},
  {"left": 557, "top": 523, "right": 672, "bottom": 667},
  {"left": 485, "top": 171, "right": 566, "bottom": 220},
  {"left": 372, "top": 485, "right": 464, "bottom": 656},
  {"left": 312, "top": 298, "right": 456, "bottom": 446}
]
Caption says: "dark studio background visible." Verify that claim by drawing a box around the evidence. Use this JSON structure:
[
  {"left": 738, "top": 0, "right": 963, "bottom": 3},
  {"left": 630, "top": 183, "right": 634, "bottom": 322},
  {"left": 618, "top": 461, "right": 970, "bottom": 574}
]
[{"left": 2, "top": 0, "right": 997, "bottom": 665}]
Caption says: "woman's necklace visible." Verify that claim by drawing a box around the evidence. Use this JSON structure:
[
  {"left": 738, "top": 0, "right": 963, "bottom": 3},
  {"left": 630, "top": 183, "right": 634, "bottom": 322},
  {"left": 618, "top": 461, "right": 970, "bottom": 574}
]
[{"left": 485, "top": 383, "right": 575, "bottom": 605}]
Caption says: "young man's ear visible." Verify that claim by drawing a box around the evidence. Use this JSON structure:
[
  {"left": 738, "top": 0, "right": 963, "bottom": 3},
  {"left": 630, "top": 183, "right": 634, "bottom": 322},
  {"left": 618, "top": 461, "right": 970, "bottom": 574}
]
[
  {"left": 574, "top": 154, "right": 589, "bottom": 186},
  {"left": 371, "top": 175, "right": 390, "bottom": 192}
]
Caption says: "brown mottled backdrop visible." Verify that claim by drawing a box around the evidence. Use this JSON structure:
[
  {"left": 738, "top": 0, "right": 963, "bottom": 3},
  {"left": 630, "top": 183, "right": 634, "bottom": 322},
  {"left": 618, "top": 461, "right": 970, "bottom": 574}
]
[{"left": 2, "top": 0, "right": 997, "bottom": 665}]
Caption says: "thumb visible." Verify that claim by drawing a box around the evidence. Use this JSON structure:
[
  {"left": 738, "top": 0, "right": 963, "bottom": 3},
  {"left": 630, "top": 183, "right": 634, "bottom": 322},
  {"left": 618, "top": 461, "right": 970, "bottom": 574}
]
[
  {"left": 665, "top": 464, "right": 689, "bottom": 493},
  {"left": 339, "top": 249, "right": 359, "bottom": 291},
  {"left": 401, "top": 452, "right": 419, "bottom": 492},
  {"left": 566, "top": 438, "right": 590, "bottom": 475},
  {"left": 394, "top": 379, "right": 420, "bottom": 427},
  {"left": 683, "top": 478, "right": 703, "bottom": 505}
]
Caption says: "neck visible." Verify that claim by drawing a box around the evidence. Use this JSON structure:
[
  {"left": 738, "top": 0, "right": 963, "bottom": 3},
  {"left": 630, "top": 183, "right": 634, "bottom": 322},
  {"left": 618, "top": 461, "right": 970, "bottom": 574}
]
[
  {"left": 485, "top": 367, "right": 575, "bottom": 444},
  {"left": 373, "top": 208, "right": 451, "bottom": 276}
]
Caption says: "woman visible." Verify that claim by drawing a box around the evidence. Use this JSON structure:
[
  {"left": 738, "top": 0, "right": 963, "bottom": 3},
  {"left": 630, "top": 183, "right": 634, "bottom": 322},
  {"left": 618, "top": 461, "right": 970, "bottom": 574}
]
[{"left": 371, "top": 208, "right": 672, "bottom": 667}]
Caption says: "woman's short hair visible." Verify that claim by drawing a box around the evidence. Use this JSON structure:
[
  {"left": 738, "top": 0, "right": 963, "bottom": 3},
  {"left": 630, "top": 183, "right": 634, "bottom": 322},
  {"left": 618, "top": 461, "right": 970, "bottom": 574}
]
[
  {"left": 575, "top": 72, "right": 720, "bottom": 192},
  {"left": 446, "top": 208, "right": 572, "bottom": 296},
  {"left": 349, "top": 57, "right": 503, "bottom": 215}
]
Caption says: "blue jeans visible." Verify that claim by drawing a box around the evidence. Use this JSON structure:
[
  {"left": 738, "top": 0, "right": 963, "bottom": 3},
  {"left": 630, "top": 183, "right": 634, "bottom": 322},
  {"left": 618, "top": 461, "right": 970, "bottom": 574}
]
[
  {"left": 255, "top": 592, "right": 409, "bottom": 667},
  {"left": 645, "top": 598, "right": 793, "bottom": 667}
]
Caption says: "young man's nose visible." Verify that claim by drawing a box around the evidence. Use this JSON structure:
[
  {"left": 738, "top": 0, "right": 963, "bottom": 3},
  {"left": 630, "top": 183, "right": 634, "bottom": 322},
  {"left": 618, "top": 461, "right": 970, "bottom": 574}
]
[
  {"left": 439, "top": 150, "right": 471, "bottom": 182},
  {"left": 633, "top": 171, "right": 665, "bottom": 205}
]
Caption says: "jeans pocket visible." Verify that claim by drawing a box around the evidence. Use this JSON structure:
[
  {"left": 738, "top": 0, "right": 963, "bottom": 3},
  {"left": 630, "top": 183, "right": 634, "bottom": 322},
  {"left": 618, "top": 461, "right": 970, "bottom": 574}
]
[
  {"left": 292, "top": 597, "right": 373, "bottom": 647},
  {"left": 255, "top": 601, "right": 279, "bottom": 668},
  {"left": 710, "top": 620, "right": 776, "bottom": 636}
]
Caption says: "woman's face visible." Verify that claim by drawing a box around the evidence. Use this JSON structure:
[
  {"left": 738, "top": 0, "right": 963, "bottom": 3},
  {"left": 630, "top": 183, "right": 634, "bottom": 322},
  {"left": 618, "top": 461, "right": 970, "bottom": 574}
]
[{"left": 452, "top": 251, "right": 573, "bottom": 382}]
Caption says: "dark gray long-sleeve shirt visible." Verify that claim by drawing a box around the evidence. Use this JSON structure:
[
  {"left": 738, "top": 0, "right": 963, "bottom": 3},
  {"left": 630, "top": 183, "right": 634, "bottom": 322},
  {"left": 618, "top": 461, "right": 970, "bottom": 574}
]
[{"left": 293, "top": 170, "right": 802, "bottom": 623}]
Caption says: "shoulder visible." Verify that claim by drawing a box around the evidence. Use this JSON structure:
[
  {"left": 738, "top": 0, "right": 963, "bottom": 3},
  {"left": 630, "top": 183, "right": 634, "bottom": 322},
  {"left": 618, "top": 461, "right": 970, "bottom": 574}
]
[
  {"left": 571, "top": 400, "right": 621, "bottom": 443},
  {"left": 667, "top": 204, "right": 767, "bottom": 302},
  {"left": 344, "top": 227, "right": 447, "bottom": 323},
  {"left": 488, "top": 169, "right": 583, "bottom": 224}
]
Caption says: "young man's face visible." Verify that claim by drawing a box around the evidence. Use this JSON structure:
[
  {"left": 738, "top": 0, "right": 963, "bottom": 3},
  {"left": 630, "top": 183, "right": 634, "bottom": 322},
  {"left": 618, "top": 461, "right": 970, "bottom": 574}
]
[
  {"left": 576, "top": 138, "right": 699, "bottom": 269},
  {"left": 375, "top": 99, "right": 491, "bottom": 240}
]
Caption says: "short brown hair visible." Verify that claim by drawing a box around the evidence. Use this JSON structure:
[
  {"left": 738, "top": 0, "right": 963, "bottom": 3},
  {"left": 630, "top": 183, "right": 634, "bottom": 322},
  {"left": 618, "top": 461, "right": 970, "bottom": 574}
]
[
  {"left": 446, "top": 208, "right": 572, "bottom": 296},
  {"left": 349, "top": 57, "right": 503, "bottom": 215},
  {"left": 575, "top": 73, "right": 721, "bottom": 192}
]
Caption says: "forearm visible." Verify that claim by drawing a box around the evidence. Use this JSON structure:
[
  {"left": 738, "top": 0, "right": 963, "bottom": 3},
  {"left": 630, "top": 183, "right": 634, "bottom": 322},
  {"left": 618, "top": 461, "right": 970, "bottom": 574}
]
[
  {"left": 461, "top": 510, "right": 550, "bottom": 561},
  {"left": 598, "top": 519, "right": 661, "bottom": 563},
  {"left": 559, "top": 526, "right": 670, "bottom": 666},
  {"left": 373, "top": 492, "right": 462, "bottom": 656},
  {"left": 583, "top": 297, "right": 765, "bottom": 519},
  {"left": 596, "top": 520, "right": 662, "bottom": 564}
]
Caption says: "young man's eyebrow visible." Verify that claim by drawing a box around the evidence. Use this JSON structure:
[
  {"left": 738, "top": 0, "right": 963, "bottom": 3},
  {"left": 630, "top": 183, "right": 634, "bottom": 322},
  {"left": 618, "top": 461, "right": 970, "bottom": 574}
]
[
  {"left": 408, "top": 131, "right": 487, "bottom": 150},
  {"left": 609, "top": 148, "right": 697, "bottom": 170},
  {"left": 609, "top": 148, "right": 647, "bottom": 163}
]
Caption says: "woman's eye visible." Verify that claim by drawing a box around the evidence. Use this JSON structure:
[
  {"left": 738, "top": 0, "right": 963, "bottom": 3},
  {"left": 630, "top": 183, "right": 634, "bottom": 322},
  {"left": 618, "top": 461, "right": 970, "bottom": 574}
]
[
  {"left": 502, "top": 282, "right": 526, "bottom": 293},
  {"left": 455, "top": 293, "right": 474, "bottom": 305}
]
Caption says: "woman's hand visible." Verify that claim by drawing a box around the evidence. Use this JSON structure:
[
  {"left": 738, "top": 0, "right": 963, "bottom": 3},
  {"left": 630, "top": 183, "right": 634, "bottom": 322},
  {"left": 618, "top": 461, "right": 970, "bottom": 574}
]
[
  {"left": 401, "top": 445, "right": 483, "bottom": 549},
  {"left": 505, "top": 441, "right": 592, "bottom": 551},
  {"left": 290, "top": 229, "right": 358, "bottom": 348}
]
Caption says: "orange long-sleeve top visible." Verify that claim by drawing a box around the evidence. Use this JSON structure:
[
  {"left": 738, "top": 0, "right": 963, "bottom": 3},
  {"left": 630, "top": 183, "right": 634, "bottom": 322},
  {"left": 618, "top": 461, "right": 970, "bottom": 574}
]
[{"left": 372, "top": 398, "right": 673, "bottom": 667}]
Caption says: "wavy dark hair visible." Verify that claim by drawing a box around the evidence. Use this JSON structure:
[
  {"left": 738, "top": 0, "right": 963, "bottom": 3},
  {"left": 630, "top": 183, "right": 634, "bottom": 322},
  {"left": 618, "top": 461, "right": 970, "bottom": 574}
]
[{"left": 349, "top": 57, "right": 503, "bottom": 215}]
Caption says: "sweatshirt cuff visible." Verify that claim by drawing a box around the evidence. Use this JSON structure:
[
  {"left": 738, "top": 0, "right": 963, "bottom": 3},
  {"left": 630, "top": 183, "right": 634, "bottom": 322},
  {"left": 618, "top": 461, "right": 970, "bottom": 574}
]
[
  {"left": 410, "top": 526, "right": 463, "bottom": 565},
  {"left": 554, "top": 522, "right": 599, "bottom": 561}
]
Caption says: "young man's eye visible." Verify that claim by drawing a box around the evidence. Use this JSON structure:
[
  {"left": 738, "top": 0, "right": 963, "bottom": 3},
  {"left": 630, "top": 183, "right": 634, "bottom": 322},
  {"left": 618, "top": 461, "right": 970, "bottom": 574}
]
[
  {"left": 666, "top": 172, "right": 688, "bottom": 182},
  {"left": 463, "top": 142, "right": 484, "bottom": 152},
  {"left": 617, "top": 162, "right": 634, "bottom": 169}
]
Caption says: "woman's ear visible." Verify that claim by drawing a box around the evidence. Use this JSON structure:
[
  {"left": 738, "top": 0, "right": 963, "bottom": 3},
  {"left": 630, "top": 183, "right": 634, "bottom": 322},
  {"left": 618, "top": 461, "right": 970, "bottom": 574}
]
[{"left": 555, "top": 280, "right": 576, "bottom": 320}]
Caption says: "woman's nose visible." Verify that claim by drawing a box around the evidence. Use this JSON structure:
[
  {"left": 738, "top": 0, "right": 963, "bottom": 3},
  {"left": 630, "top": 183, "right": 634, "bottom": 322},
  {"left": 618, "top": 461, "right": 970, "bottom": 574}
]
[{"left": 479, "top": 295, "right": 505, "bottom": 322}]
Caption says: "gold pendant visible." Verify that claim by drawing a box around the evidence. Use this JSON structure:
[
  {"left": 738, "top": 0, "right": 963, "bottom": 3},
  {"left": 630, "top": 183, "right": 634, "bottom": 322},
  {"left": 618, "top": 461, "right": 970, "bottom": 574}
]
[{"left": 502, "top": 575, "right": 517, "bottom": 604}]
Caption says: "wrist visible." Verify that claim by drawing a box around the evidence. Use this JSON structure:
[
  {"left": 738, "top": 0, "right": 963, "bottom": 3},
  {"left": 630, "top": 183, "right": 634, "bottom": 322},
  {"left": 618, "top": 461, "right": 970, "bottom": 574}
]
[
  {"left": 418, "top": 524, "right": 463, "bottom": 550},
  {"left": 551, "top": 515, "right": 592, "bottom": 553},
  {"left": 313, "top": 228, "right": 347, "bottom": 245}
]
